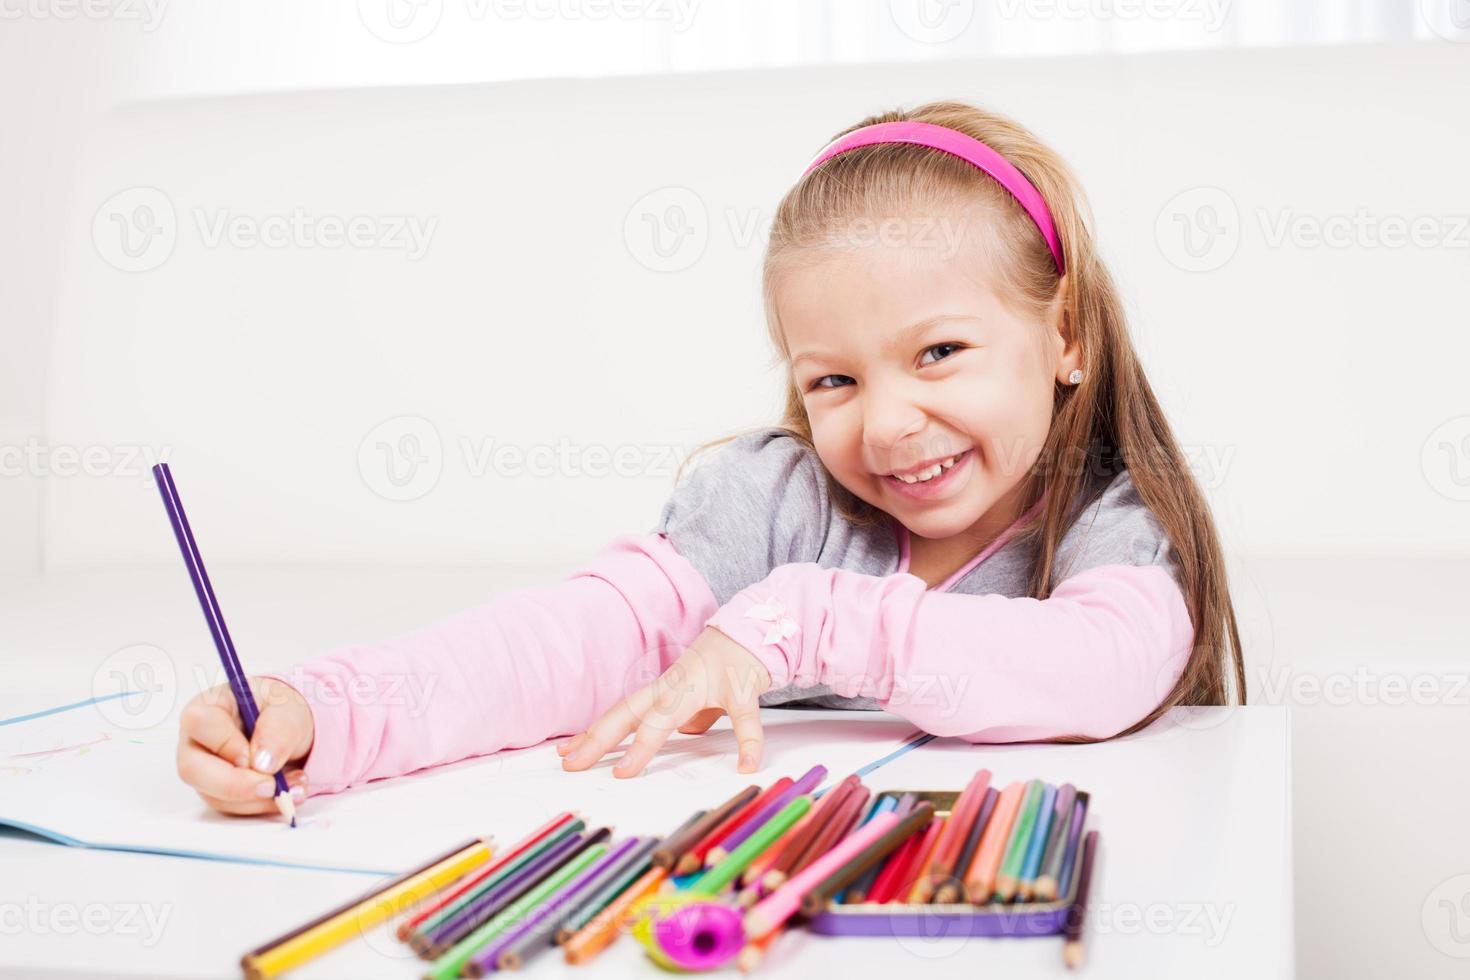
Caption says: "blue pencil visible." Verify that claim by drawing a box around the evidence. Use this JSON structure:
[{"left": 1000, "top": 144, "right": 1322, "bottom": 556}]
[
  {"left": 1016, "top": 782, "right": 1057, "bottom": 899},
  {"left": 152, "top": 462, "right": 295, "bottom": 826}
]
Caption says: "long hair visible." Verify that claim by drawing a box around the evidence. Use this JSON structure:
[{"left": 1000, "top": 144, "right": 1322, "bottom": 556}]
[{"left": 678, "top": 100, "right": 1246, "bottom": 735}]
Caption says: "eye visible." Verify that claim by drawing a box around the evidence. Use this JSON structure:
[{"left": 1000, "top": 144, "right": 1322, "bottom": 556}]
[
  {"left": 919, "top": 342, "right": 965, "bottom": 367},
  {"left": 807, "top": 374, "right": 853, "bottom": 392}
]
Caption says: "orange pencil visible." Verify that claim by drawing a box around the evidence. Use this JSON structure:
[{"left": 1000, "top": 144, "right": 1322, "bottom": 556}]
[
  {"left": 562, "top": 865, "right": 668, "bottom": 965},
  {"left": 964, "top": 780, "right": 1024, "bottom": 903},
  {"left": 677, "top": 777, "right": 794, "bottom": 875},
  {"left": 912, "top": 769, "right": 989, "bottom": 902}
]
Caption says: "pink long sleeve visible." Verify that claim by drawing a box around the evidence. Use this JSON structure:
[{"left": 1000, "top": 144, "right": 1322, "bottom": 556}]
[
  {"left": 705, "top": 562, "right": 1194, "bottom": 742},
  {"left": 263, "top": 531, "right": 718, "bottom": 795}
]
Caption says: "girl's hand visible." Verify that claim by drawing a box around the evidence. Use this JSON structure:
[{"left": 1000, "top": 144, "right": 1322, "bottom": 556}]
[
  {"left": 175, "top": 676, "right": 314, "bottom": 816},
  {"left": 557, "top": 626, "right": 773, "bottom": 778}
]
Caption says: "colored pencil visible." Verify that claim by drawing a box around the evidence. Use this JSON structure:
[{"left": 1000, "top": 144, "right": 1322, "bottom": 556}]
[
  {"left": 409, "top": 820, "right": 586, "bottom": 953},
  {"left": 935, "top": 785, "right": 997, "bottom": 904},
  {"left": 757, "top": 775, "right": 859, "bottom": 891},
  {"left": 994, "top": 779, "right": 1045, "bottom": 901},
  {"left": 692, "top": 796, "right": 812, "bottom": 896},
  {"left": 241, "top": 839, "right": 492, "bottom": 979},
  {"left": 865, "top": 814, "right": 931, "bottom": 905},
  {"left": 431, "top": 843, "right": 607, "bottom": 980},
  {"left": 744, "top": 810, "right": 900, "bottom": 938},
  {"left": 648, "top": 810, "right": 707, "bottom": 869},
  {"left": 1062, "top": 830, "right": 1100, "bottom": 969},
  {"left": 398, "top": 814, "right": 574, "bottom": 940},
  {"left": 1016, "top": 782, "right": 1058, "bottom": 901},
  {"left": 245, "top": 838, "right": 481, "bottom": 959},
  {"left": 562, "top": 866, "right": 668, "bottom": 965},
  {"left": 709, "top": 766, "right": 825, "bottom": 864},
  {"left": 883, "top": 815, "right": 944, "bottom": 904},
  {"left": 800, "top": 801, "right": 935, "bottom": 916},
  {"left": 152, "top": 462, "right": 295, "bottom": 826},
  {"left": 481, "top": 836, "right": 644, "bottom": 971},
  {"left": 423, "top": 828, "right": 608, "bottom": 957},
  {"left": 554, "top": 836, "right": 660, "bottom": 942},
  {"left": 840, "top": 793, "right": 913, "bottom": 903},
  {"left": 964, "top": 780, "right": 1024, "bottom": 903},
  {"left": 788, "top": 784, "right": 868, "bottom": 883},
  {"left": 1033, "top": 784, "right": 1077, "bottom": 901},
  {"left": 1056, "top": 792, "right": 1091, "bottom": 899},
  {"left": 911, "top": 769, "right": 990, "bottom": 902},
  {"left": 677, "top": 777, "right": 793, "bottom": 875},
  {"left": 654, "top": 785, "right": 759, "bottom": 869}
]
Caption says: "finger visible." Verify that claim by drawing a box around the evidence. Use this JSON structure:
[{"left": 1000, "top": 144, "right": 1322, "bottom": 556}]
[
  {"left": 613, "top": 694, "right": 705, "bottom": 778},
  {"left": 561, "top": 689, "right": 653, "bottom": 771},
  {"left": 179, "top": 697, "right": 251, "bottom": 769},
  {"left": 178, "top": 738, "right": 306, "bottom": 805},
  {"left": 247, "top": 684, "right": 312, "bottom": 776},
  {"left": 725, "top": 701, "right": 764, "bottom": 773},
  {"left": 555, "top": 733, "right": 587, "bottom": 757},
  {"left": 677, "top": 707, "right": 724, "bottom": 736},
  {"left": 196, "top": 771, "right": 307, "bottom": 817}
]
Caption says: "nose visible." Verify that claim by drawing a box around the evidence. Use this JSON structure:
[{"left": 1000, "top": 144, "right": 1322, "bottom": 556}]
[{"left": 861, "top": 383, "right": 929, "bottom": 470}]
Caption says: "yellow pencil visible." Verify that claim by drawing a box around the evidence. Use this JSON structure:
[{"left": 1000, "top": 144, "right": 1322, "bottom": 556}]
[{"left": 241, "top": 839, "right": 493, "bottom": 979}]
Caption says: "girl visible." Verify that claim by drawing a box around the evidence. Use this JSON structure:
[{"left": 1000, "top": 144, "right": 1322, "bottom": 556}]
[{"left": 175, "top": 100, "right": 1245, "bottom": 816}]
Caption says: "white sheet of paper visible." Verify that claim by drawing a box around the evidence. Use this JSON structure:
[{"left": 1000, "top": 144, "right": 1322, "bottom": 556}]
[{"left": 0, "top": 699, "right": 923, "bottom": 873}]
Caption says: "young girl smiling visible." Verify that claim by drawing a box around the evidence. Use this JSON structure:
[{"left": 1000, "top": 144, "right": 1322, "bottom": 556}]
[{"left": 174, "top": 100, "right": 1245, "bottom": 814}]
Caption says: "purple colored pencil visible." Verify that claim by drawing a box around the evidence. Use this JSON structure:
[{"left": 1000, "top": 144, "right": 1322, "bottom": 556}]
[
  {"left": 427, "top": 829, "right": 602, "bottom": 952},
  {"left": 1056, "top": 792, "right": 1091, "bottom": 899},
  {"left": 471, "top": 835, "right": 644, "bottom": 972},
  {"left": 716, "top": 765, "right": 827, "bottom": 855},
  {"left": 151, "top": 464, "right": 294, "bottom": 822}
]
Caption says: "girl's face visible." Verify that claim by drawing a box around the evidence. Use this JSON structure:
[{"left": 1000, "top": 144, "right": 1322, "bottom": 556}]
[{"left": 779, "top": 230, "right": 1079, "bottom": 544}]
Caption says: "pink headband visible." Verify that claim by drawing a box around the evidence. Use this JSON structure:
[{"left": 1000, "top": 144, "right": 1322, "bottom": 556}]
[{"left": 800, "top": 120, "right": 1065, "bottom": 276}]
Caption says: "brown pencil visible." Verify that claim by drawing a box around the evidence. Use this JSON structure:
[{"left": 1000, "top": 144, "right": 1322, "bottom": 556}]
[
  {"left": 757, "top": 776, "right": 859, "bottom": 891},
  {"left": 1062, "top": 830, "right": 1099, "bottom": 969},
  {"left": 676, "top": 777, "right": 792, "bottom": 875},
  {"left": 779, "top": 784, "right": 868, "bottom": 891},
  {"left": 653, "top": 784, "right": 759, "bottom": 870},
  {"left": 797, "top": 802, "right": 936, "bottom": 917}
]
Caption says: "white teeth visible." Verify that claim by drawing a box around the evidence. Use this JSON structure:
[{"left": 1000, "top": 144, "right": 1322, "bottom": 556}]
[{"left": 897, "top": 454, "right": 960, "bottom": 484}]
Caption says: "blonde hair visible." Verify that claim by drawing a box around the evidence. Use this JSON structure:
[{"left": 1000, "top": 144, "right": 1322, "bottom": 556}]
[{"left": 679, "top": 100, "right": 1246, "bottom": 736}]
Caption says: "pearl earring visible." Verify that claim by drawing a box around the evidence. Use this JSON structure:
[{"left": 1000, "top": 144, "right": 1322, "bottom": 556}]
[{"left": 1068, "top": 369, "right": 1084, "bottom": 384}]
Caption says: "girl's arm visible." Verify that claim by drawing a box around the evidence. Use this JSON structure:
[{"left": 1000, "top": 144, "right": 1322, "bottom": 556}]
[
  {"left": 262, "top": 531, "right": 718, "bottom": 795},
  {"left": 704, "top": 560, "right": 1195, "bottom": 742}
]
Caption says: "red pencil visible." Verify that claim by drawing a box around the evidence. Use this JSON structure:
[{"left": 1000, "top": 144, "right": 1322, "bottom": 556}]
[{"left": 867, "top": 815, "right": 940, "bottom": 904}]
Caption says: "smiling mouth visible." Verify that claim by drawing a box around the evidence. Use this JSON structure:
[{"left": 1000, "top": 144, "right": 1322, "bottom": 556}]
[{"left": 885, "top": 448, "right": 972, "bottom": 485}]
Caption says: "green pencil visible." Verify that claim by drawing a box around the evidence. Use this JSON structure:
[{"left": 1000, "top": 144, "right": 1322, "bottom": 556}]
[
  {"left": 424, "top": 843, "right": 607, "bottom": 980},
  {"left": 994, "top": 779, "right": 1043, "bottom": 901},
  {"left": 690, "top": 796, "right": 811, "bottom": 897}
]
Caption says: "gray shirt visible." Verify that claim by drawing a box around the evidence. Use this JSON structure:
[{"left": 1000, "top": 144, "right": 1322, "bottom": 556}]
[{"left": 653, "top": 427, "right": 1182, "bottom": 710}]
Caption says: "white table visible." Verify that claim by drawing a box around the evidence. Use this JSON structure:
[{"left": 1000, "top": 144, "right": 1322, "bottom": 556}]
[{"left": 1, "top": 567, "right": 1291, "bottom": 978}]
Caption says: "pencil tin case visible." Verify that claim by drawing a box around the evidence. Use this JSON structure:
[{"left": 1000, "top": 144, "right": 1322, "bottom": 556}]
[{"left": 804, "top": 788, "right": 1083, "bottom": 939}]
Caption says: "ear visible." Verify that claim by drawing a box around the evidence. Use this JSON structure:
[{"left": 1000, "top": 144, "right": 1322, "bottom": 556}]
[{"left": 1047, "top": 276, "right": 1081, "bottom": 383}]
